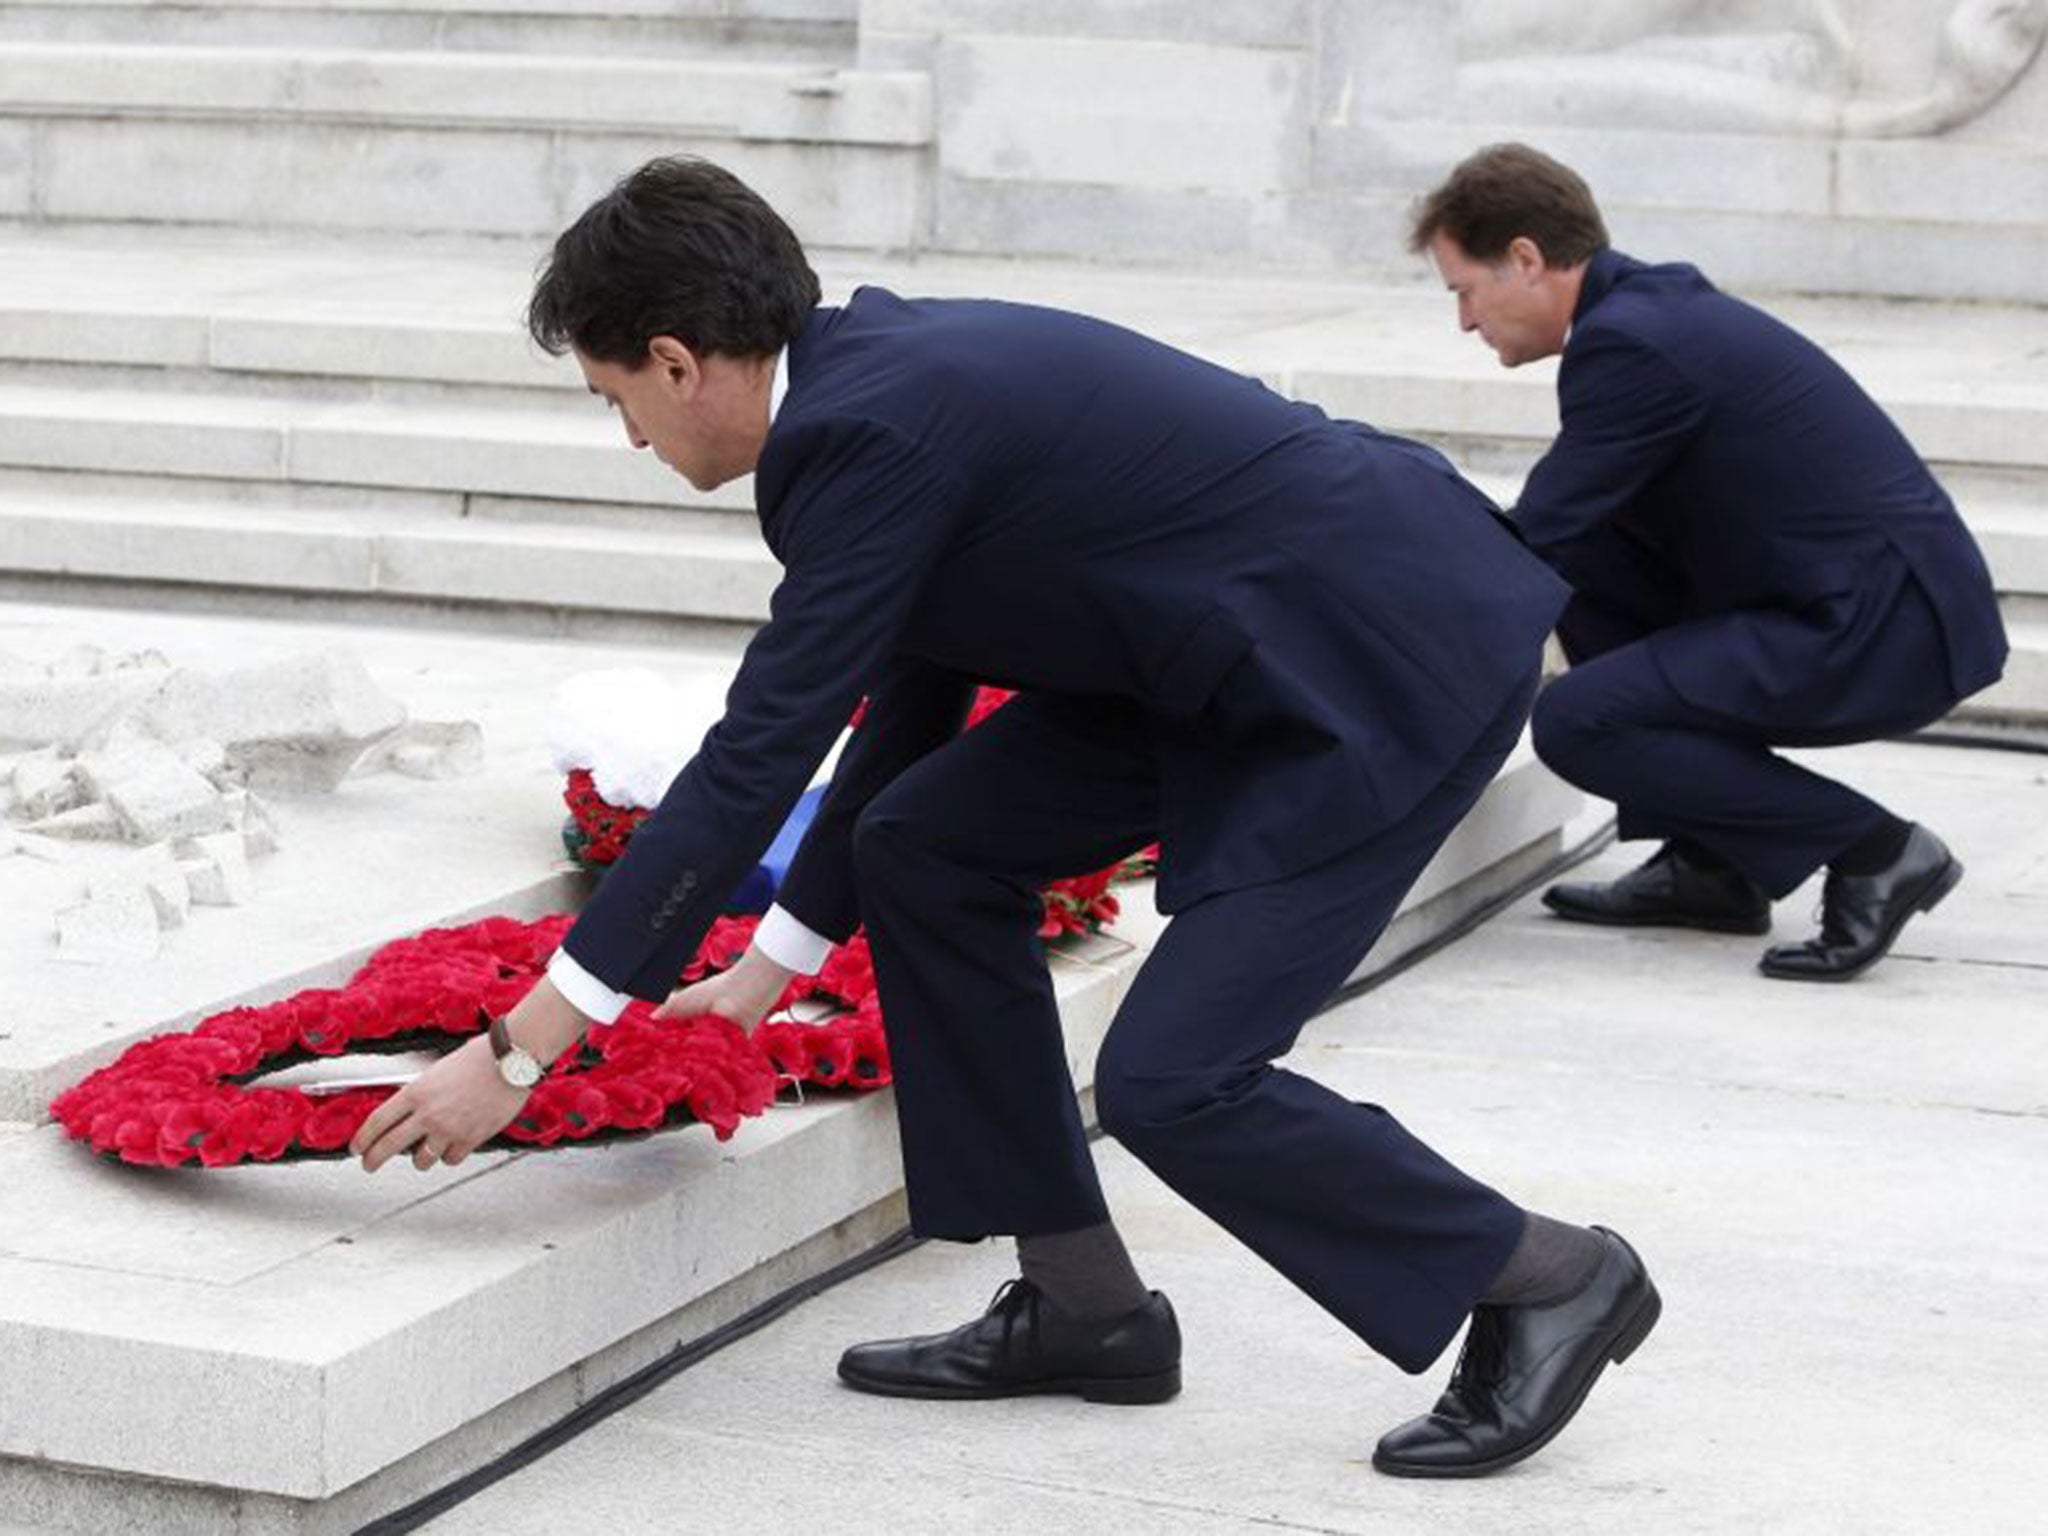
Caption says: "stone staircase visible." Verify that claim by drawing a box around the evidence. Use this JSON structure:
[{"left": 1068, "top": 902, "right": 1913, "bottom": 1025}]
[
  {"left": 0, "top": 234, "right": 2042, "bottom": 717},
  {"left": 0, "top": 1, "right": 927, "bottom": 249}
]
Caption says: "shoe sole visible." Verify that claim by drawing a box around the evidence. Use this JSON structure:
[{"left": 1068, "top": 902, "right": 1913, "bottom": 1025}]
[
  {"left": 836, "top": 1361, "right": 1181, "bottom": 1406},
  {"left": 1371, "top": 1278, "right": 1664, "bottom": 1481},
  {"left": 1541, "top": 891, "right": 1770, "bottom": 936},
  {"left": 1756, "top": 855, "right": 1963, "bottom": 984}
]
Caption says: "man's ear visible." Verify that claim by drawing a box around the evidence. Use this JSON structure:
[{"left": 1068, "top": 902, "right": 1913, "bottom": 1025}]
[
  {"left": 1505, "top": 235, "right": 1549, "bottom": 281},
  {"left": 644, "top": 335, "right": 702, "bottom": 395}
]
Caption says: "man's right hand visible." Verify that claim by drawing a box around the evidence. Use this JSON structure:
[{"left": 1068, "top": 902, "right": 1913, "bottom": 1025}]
[{"left": 655, "top": 942, "right": 797, "bottom": 1031}]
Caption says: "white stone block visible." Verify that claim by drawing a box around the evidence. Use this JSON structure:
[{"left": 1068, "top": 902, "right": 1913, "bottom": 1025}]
[
  {"left": 11, "top": 831, "right": 75, "bottom": 865},
  {"left": 89, "top": 844, "right": 190, "bottom": 930},
  {"left": 54, "top": 882, "right": 161, "bottom": 964},
  {"left": 1837, "top": 138, "right": 2048, "bottom": 229},
  {"left": 81, "top": 737, "right": 233, "bottom": 844},
  {"left": 0, "top": 669, "right": 168, "bottom": 753},
  {"left": 178, "top": 831, "right": 252, "bottom": 906},
  {"left": 23, "top": 803, "right": 123, "bottom": 841},
  {"left": 238, "top": 792, "right": 282, "bottom": 859},
  {"left": 11, "top": 748, "right": 82, "bottom": 820},
  {"left": 937, "top": 34, "right": 1310, "bottom": 194},
  {"left": 141, "top": 651, "right": 406, "bottom": 793},
  {"left": 175, "top": 737, "right": 227, "bottom": 781}
]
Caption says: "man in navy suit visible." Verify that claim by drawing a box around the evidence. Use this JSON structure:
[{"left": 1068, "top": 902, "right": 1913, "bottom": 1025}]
[
  {"left": 353, "top": 157, "right": 1661, "bottom": 1478},
  {"left": 1413, "top": 143, "right": 2007, "bottom": 981}
]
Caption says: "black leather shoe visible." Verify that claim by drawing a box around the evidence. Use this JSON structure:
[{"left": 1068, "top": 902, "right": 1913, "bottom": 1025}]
[
  {"left": 836, "top": 1279, "right": 1181, "bottom": 1405},
  {"left": 1758, "top": 823, "right": 1961, "bottom": 983},
  {"left": 1373, "top": 1227, "right": 1660, "bottom": 1479},
  {"left": 1543, "top": 842, "right": 1770, "bottom": 934}
]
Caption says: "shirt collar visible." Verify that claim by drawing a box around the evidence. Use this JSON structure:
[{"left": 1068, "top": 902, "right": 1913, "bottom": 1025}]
[{"left": 769, "top": 347, "right": 789, "bottom": 425}]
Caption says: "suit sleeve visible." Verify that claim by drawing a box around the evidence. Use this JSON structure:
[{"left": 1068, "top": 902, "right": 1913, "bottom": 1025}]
[
  {"left": 559, "top": 418, "right": 962, "bottom": 1002},
  {"left": 1514, "top": 330, "right": 1706, "bottom": 592},
  {"left": 773, "top": 655, "right": 978, "bottom": 943}
]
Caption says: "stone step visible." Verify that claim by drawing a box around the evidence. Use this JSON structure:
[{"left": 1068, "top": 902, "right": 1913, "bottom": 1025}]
[
  {"left": 0, "top": 474, "right": 779, "bottom": 623},
  {"left": 0, "top": 43, "right": 930, "bottom": 245},
  {"left": 0, "top": 381, "right": 748, "bottom": 508},
  {"left": 0, "top": 0, "right": 856, "bottom": 60}
]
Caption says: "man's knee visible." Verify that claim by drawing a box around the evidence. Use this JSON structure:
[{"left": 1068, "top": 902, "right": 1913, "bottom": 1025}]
[
  {"left": 1094, "top": 1038, "right": 1249, "bottom": 1154},
  {"left": 1530, "top": 673, "right": 1609, "bottom": 780}
]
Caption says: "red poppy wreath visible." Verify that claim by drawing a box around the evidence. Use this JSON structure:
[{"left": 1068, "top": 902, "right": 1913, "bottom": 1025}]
[{"left": 50, "top": 913, "right": 890, "bottom": 1169}]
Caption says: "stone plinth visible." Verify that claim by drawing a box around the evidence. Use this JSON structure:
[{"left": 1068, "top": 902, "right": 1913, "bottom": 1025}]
[{"left": 0, "top": 595, "right": 1582, "bottom": 1533}]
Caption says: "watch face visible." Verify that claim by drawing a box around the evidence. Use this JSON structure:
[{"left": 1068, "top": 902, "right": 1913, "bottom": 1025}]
[{"left": 501, "top": 1051, "right": 543, "bottom": 1090}]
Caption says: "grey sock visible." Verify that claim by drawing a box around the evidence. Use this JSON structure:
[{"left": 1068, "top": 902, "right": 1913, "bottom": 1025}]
[
  {"left": 1481, "top": 1211, "right": 1606, "bottom": 1307},
  {"left": 1016, "top": 1220, "right": 1151, "bottom": 1321}
]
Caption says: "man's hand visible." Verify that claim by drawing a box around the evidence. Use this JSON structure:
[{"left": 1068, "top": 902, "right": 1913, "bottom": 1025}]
[
  {"left": 353, "top": 976, "right": 593, "bottom": 1174},
  {"left": 656, "top": 943, "right": 796, "bottom": 1032},
  {"left": 350, "top": 1034, "right": 526, "bottom": 1173}
]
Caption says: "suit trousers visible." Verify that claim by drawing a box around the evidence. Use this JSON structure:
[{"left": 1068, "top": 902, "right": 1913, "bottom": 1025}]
[
  {"left": 848, "top": 670, "right": 1539, "bottom": 1374},
  {"left": 1534, "top": 568, "right": 1958, "bottom": 897}
]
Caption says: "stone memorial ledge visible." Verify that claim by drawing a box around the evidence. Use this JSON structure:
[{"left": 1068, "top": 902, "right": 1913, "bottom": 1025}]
[{"left": 0, "top": 747, "right": 1579, "bottom": 1535}]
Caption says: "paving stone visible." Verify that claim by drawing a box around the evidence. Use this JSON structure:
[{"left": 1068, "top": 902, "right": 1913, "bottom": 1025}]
[
  {"left": 9, "top": 748, "right": 81, "bottom": 821},
  {"left": 53, "top": 881, "right": 160, "bottom": 964}
]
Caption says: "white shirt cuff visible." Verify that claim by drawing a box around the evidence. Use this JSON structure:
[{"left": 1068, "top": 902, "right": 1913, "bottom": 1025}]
[
  {"left": 546, "top": 948, "right": 633, "bottom": 1025},
  {"left": 753, "top": 903, "right": 834, "bottom": 976}
]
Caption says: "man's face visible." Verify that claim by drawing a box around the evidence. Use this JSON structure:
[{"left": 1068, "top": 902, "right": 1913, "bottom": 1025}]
[
  {"left": 576, "top": 340, "right": 753, "bottom": 492},
  {"left": 1428, "top": 233, "right": 1571, "bottom": 368}
]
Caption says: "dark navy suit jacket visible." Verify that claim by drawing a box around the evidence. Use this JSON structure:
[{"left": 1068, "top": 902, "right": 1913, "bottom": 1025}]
[
  {"left": 563, "top": 290, "right": 1568, "bottom": 1001},
  {"left": 1519, "top": 249, "right": 2006, "bottom": 726}
]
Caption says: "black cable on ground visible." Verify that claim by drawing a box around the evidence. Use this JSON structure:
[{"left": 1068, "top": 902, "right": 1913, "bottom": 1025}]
[
  {"left": 1906, "top": 722, "right": 2048, "bottom": 756},
  {"left": 355, "top": 1225, "right": 927, "bottom": 1535}
]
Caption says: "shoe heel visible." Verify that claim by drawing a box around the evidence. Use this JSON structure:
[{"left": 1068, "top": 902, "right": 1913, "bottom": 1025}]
[
  {"left": 1921, "top": 859, "right": 1963, "bottom": 914},
  {"left": 1080, "top": 1366, "right": 1181, "bottom": 1405},
  {"left": 1609, "top": 1285, "right": 1662, "bottom": 1366}
]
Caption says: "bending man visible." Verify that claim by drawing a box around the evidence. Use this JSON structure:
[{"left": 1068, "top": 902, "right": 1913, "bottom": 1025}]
[{"left": 355, "top": 156, "right": 1659, "bottom": 1478}]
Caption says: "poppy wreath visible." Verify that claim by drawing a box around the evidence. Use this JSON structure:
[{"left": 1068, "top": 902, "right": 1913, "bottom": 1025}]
[
  {"left": 50, "top": 912, "right": 894, "bottom": 1170},
  {"left": 562, "top": 684, "right": 1155, "bottom": 940}
]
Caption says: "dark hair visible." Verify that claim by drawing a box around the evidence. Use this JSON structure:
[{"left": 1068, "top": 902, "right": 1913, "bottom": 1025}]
[
  {"left": 1407, "top": 143, "right": 1609, "bottom": 267},
  {"left": 527, "top": 156, "right": 821, "bottom": 365}
]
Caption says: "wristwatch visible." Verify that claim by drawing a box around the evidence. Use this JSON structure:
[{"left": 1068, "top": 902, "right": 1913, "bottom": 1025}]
[{"left": 487, "top": 1015, "right": 544, "bottom": 1090}]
